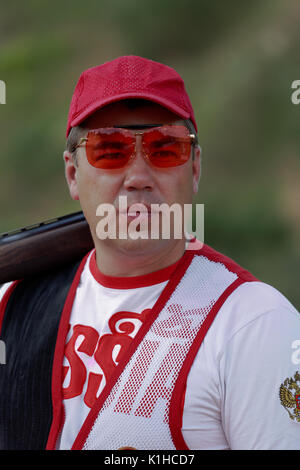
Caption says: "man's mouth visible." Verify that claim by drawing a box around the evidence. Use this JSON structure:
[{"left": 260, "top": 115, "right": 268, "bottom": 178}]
[
  {"left": 118, "top": 202, "right": 159, "bottom": 218},
  {"left": 127, "top": 203, "right": 150, "bottom": 219}
]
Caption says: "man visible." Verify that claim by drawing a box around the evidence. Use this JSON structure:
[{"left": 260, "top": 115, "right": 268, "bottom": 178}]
[{"left": 0, "top": 56, "right": 299, "bottom": 450}]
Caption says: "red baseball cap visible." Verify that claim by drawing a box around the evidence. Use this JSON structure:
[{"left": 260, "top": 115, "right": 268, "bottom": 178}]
[{"left": 66, "top": 55, "right": 197, "bottom": 137}]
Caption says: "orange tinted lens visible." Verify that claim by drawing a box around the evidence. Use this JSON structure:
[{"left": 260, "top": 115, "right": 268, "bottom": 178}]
[
  {"left": 143, "top": 126, "right": 191, "bottom": 167},
  {"left": 86, "top": 128, "right": 135, "bottom": 169}
]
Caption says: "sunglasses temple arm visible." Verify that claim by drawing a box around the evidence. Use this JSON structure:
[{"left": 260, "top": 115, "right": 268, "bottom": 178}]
[{"left": 75, "top": 137, "right": 88, "bottom": 149}]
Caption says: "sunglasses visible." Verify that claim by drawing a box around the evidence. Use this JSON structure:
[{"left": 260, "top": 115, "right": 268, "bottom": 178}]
[{"left": 75, "top": 124, "right": 197, "bottom": 170}]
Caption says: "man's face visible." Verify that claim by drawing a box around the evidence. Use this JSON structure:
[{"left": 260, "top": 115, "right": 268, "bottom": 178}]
[{"left": 64, "top": 101, "right": 201, "bottom": 257}]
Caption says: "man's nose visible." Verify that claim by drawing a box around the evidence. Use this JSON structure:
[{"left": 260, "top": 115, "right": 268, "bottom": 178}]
[{"left": 123, "top": 135, "right": 154, "bottom": 192}]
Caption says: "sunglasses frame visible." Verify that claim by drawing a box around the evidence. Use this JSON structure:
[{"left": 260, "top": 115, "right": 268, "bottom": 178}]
[{"left": 74, "top": 123, "right": 198, "bottom": 169}]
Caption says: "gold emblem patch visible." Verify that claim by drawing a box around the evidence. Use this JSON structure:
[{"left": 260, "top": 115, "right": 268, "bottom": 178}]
[{"left": 279, "top": 371, "right": 300, "bottom": 422}]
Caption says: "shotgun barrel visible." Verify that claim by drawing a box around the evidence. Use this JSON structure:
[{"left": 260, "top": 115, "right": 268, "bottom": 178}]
[{"left": 0, "top": 211, "right": 94, "bottom": 284}]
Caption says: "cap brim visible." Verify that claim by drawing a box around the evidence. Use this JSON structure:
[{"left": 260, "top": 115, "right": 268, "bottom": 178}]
[{"left": 68, "top": 92, "right": 193, "bottom": 136}]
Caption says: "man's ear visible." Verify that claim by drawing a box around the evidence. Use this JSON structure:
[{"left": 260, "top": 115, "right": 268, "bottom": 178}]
[
  {"left": 63, "top": 150, "right": 79, "bottom": 201},
  {"left": 192, "top": 145, "right": 201, "bottom": 195}
]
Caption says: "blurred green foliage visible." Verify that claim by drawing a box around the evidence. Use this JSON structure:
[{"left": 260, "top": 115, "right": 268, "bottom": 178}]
[{"left": 0, "top": 0, "right": 299, "bottom": 306}]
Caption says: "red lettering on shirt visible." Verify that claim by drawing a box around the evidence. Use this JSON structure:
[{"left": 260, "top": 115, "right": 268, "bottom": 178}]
[
  {"left": 62, "top": 309, "right": 151, "bottom": 408},
  {"left": 134, "top": 343, "right": 186, "bottom": 422},
  {"left": 114, "top": 339, "right": 160, "bottom": 415},
  {"left": 152, "top": 303, "right": 204, "bottom": 339},
  {"left": 63, "top": 324, "right": 99, "bottom": 399}
]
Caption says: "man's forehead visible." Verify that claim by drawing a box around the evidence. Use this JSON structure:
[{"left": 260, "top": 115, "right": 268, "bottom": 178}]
[{"left": 82, "top": 100, "right": 185, "bottom": 130}]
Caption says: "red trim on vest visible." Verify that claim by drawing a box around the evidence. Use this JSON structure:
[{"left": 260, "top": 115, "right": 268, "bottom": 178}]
[
  {"left": 46, "top": 252, "right": 92, "bottom": 450},
  {"left": 89, "top": 249, "right": 181, "bottom": 289},
  {"left": 169, "top": 276, "right": 248, "bottom": 450},
  {"left": 0, "top": 280, "right": 21, "bottom": 335},
  {"left": 71, "top": 250, "right": 194, "bottom": 450}
]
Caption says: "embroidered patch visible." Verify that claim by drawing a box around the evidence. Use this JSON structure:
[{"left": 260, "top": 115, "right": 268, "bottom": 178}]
[{"left": 279, "top": 371, "right": 300, "bottom": 422}]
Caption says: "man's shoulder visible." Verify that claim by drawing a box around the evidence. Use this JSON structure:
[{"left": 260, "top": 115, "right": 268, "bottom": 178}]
[
  {"left": 190, "top": 243, "right": 299, "bottom": 325},
  {"left": 224, "top": 280, "right": 298, "bottom": 318},
  {"left": 0, "top": 255, "right": 87, "bottom": 306}
]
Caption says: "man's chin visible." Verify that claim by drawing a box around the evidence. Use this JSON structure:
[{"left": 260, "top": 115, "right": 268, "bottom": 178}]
[{"left": 100, "top": 235, "right": 184, "bottom": 257}]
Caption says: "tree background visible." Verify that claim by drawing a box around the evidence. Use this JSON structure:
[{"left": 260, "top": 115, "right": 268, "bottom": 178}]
[{"left": 0, "top": 0, "right": 299, "bottom": 307}]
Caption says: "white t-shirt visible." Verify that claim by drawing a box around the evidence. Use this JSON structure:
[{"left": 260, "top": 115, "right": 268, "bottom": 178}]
[{"left": 0, "top": 249, "right": 299, "bottom": 450}]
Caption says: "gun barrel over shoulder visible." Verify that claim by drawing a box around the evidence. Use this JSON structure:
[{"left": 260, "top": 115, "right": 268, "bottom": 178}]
[{"left": 0, "top": 212, "right": 94, "bottom": 284}]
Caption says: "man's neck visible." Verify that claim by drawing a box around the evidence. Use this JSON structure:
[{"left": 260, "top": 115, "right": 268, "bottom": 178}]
[{"left": 93, "top": 239, "right": 186, "bottom": 277}]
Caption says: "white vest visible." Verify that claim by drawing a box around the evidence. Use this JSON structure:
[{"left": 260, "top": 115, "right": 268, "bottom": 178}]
[{"left": 71, "top": 248, "right": 255, "bottom": 450}]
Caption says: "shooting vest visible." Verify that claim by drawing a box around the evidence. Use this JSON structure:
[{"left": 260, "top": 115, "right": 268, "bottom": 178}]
[{"left": 0, "top": 245, "right": 257, "bottom": 450}]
